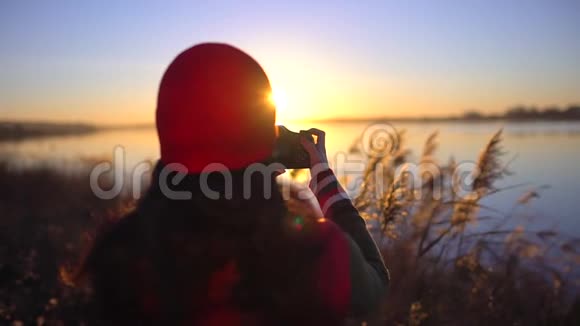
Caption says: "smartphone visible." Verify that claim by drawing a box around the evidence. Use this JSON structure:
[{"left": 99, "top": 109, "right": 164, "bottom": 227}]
[{"left": 270, "top": 125, "right": 314, "bottom": 169}]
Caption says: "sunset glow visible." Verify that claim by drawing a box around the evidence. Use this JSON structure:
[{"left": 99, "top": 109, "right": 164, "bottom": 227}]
[
  {"left": 269, "top": 88, "right": 289, "bottom": 124},
  {"left": 1, "top": 1, "right": 579, "bottom": 124}
]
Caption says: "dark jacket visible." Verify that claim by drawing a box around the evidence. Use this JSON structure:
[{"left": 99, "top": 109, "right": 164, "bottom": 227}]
[{"left": 83, "top": 166, "right": 389, "bottom": 325}]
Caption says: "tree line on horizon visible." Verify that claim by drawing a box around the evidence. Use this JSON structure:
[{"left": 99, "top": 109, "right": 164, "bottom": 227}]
[
  {"left": 1, "top": 104, "right": 580, "bottom": 141},
  {"left": 463, "top": 104, "right": 580, "bottom": 121}
]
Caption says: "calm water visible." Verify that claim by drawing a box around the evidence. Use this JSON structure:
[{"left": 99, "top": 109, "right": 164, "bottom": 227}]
[{"left": 2, "top": 121, "right": 580, "bottom": 235}]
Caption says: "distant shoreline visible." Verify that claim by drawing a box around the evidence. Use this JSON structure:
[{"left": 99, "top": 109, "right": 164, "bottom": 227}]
[
  {"left": 2, "top": 116, "right": 580, "bottom": 141},
  {"left": 0, "top": 121, "right": 152, "bottom": 142},
  {"left": 307, "top": 116, "right": 580, "bottom": 124}
]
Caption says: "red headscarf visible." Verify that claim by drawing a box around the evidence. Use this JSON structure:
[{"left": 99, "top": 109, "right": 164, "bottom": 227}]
[{"left": 156, "top": 43, "right": 277, "bottom": 173}]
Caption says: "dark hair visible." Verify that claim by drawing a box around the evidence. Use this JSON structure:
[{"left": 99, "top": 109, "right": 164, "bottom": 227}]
[{"left": 79, "top": 162, "right": 340, "bottom": 325}]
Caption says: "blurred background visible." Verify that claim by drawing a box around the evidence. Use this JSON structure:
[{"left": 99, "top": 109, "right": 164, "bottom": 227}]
[{"left": 1, "top": 1, "right": 580, "bottom": 324}]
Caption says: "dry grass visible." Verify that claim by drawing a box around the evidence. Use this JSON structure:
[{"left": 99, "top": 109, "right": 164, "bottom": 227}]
[
  {"left": 0, "top": 161, "right": 133, "bottom": 325},
  {"left": 347, "top": 128, "right": 580, "bottom": 325},
  {"left": 0, "top": 130, "right": 579, "bottom": 325}
]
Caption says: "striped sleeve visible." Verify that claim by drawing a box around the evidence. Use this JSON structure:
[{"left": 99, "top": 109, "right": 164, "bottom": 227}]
[{"left": 310, "top": 168, "right": 390, "bottom": 317}]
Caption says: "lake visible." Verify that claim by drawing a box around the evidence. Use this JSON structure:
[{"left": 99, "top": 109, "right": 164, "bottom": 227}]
[{"left": 1, "top": 121, "right": 579, "bottom": 235}]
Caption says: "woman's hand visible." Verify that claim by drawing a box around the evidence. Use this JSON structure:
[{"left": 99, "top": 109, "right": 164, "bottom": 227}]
[{"left": 300, "top": 128, "right": 329, "bottom": 174}]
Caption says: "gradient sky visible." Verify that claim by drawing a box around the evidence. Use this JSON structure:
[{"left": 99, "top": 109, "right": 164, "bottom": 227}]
[{"left": 1, "top": 0, "right": 579, "bottom": 124}]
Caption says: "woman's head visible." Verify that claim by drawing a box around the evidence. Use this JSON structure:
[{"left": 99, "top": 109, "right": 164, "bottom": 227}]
[
  {"left": 80, "top": 44, "right": 337, "bottom": 324},
  {"left": 156, "top": 43, "right": 278, "bottom": 174}
]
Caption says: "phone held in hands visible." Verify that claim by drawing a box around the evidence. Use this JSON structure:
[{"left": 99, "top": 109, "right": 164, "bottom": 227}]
[{"left": 270, "top": 125, "right": 314, "bottom": 169}]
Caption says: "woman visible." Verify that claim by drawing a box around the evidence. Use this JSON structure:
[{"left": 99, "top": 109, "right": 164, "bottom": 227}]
[{"left": 79, "top": 43, "right": 389, "bottom": 325}]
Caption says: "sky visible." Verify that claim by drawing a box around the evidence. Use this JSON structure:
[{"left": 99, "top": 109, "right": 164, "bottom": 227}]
[{"left": 1, "top": 0, "right": 579, "bottom": 124}]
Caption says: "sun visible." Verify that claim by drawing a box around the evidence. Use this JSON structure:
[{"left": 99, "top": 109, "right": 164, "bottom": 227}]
[{"left": 268, "top": 89, "right": 288, "bottom": 123}]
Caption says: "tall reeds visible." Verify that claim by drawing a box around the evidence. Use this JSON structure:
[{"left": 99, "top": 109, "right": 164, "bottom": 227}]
[
  {"left": 1, "top": 129, "right": 579, "bottom": 324},
  {"left": 348, "top": 127, "right": 580, "bottom": 325}
]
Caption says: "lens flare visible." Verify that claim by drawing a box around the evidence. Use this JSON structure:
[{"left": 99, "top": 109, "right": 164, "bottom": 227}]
[{"left": 269, "top": 89, "right": 288, "bottom": 124}]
